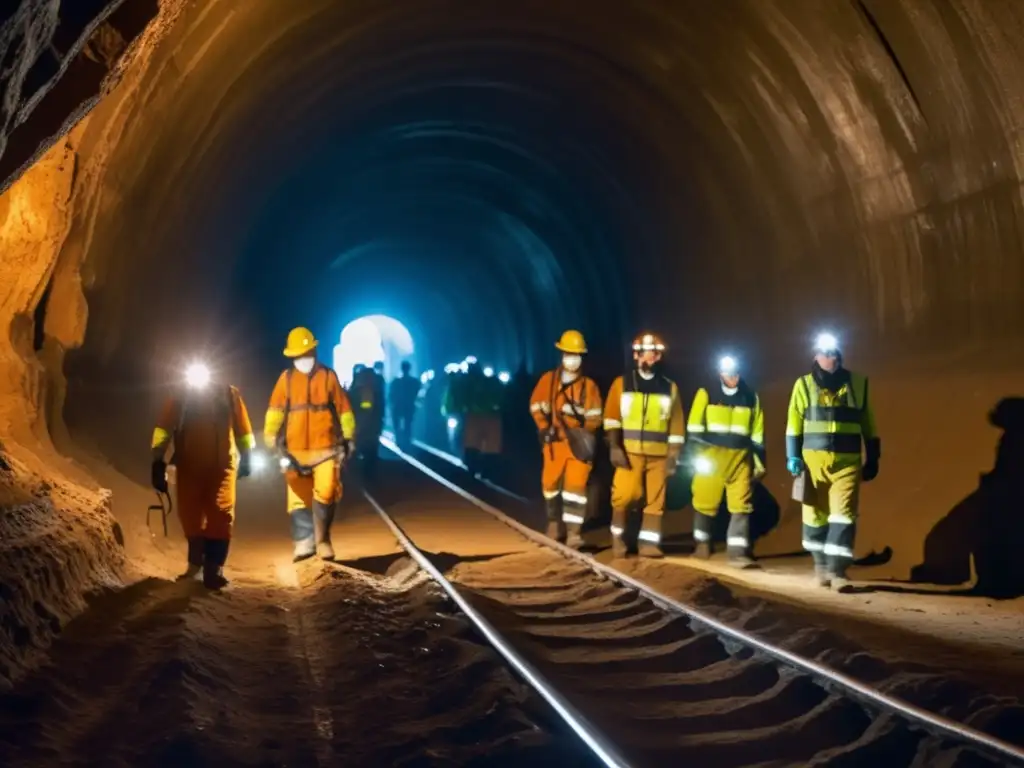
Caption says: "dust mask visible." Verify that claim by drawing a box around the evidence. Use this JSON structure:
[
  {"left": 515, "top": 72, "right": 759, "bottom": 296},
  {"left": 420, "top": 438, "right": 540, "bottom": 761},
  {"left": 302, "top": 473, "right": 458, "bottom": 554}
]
[
  {"left": 562, "top": 355, "right": 582, "bottom": 373},
  {"left": 294, "top": 357, "right": 315, "bottom": 375}
]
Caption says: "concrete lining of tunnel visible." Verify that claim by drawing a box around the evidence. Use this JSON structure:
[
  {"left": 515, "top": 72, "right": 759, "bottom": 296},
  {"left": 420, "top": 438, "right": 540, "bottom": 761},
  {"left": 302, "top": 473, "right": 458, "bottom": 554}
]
[{"left": 0, "top": 0, "right": 1023, "bottom": 761}]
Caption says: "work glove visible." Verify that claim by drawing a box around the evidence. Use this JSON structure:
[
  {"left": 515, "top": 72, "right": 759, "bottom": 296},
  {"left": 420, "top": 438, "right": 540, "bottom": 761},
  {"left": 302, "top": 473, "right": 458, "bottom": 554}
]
[
  {"left": 786, "top": 456, "right": 804, "bottom": 477},
  {"left": 862, "top": 437, "right": 881, "bottom": 482},
  {"left": 237, "top": 452, "right": 252, "bottom": 480},
  {"left": 609, "top": 445, "right": 631, "bottom": 470},
  {"left": 151, "top": 460, "right": 168, "bottom": 493},
  {"left": 665, "top": 452, "right": 680, "bottom": 475},
  {"left": 539, "top": 427, "right": 556, "bottom": 446}
]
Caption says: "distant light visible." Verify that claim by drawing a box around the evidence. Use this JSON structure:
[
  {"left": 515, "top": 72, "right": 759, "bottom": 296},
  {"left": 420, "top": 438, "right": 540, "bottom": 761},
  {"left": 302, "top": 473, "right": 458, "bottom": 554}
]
[
  {"left": 249, "top": 451, "right": 267, "bottom": 473},
  {"left": 693, "top": 455, "right": 715, "bottom": 475},
  {"left": 443, "top": 363, "right": 458, "bottom": 374},
  {"left": 498, "top": 371, "right": 511, "bottom": 384},
  {"left": 814, "top": 332, "right": 839, "bottom": 353},
  {"left": 279, "top": 456, "right": 291, "bottom": 470},
  {"left": 464, "top": 355, "right": 478, "bottom": 365},
  {"left": 184, "top": 362, "right": 211, "bottom": 389},
  {"left": 420, "top": 371, "right": 430, "bottom": 384},
  {"left": 459, "top": 361, "right": 469, "bottom": 373},
  {"left": 426, "top": 369, "right": 435, "bottom": 380},
  {"left": 483, "top": 366, "right": 494, "bottom": 377},
  {"left": 718, "top": 355, "right": 738, "bottom": 375},
  {"left": 447, "top": 416, "right": 459, "bottom": 430}
]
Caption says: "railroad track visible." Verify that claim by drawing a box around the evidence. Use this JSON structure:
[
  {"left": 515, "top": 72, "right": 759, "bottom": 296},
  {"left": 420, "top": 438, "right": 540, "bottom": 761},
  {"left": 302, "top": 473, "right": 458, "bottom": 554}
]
[{"left": 365, "top": 437, "right": 1024, "bottom": 767}]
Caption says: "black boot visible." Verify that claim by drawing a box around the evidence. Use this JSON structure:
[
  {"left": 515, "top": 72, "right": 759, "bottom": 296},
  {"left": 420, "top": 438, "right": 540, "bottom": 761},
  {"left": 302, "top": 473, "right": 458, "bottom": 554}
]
[
  {"left": 290, "top": 508, "right": 316, "bottom": 562},
  {"left": 544, "top": 497, "right": 566, "bottom": 543},
  {"left": 314, "top": 500, "right": 336, "bottom": 561},
  {"left": 610, "top": 508, "right": 629, "bottom": 558},
  {"left": 726, "top": 513, "right": 759, "bottom": 569},
  {"left": 638, "top": 513, "right": 664, "bottom": 558},
  {"left": 177, "top": 537, "right": 204, "bottom": 580},
  {"left": 202, "top": 539, "right": 230, "bottom": 590},
  {"left": 692, "top": 511, "right": 715, "bottom": 560}
]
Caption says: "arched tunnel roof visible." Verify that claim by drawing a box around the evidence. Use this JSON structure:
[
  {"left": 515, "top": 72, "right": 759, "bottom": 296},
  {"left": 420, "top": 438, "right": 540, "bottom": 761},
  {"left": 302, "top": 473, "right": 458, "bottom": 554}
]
[{"left": 6, "top": 0, "right": 1024, "bottom": 390}]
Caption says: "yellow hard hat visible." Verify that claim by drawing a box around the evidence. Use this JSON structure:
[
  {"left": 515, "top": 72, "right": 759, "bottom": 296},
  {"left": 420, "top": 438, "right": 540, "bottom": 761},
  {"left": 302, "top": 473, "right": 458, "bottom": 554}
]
[
  {"left": 555, "top": 329, "right": 587, "bottom": 354},
  {"left": 283, "top": 326, "right": 318, "bottom": 358}
]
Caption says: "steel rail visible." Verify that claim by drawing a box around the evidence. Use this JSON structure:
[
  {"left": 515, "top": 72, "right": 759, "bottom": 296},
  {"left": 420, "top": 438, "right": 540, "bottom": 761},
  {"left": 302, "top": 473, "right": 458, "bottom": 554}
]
[
  {"left": 361, "top": 488, "right": 632, "bottom": 768},
  {"left": 379, "top": 436, "right": 1024, "bottom": 766}
]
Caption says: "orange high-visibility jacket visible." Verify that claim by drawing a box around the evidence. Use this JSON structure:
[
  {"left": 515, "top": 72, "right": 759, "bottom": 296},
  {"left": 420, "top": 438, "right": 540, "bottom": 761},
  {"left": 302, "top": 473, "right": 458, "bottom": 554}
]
[
  {"left": 529, "top": 369, "right": 603, "bottom": 438},
  {"left": 151, "top": 385, "right": 256, "bottom": 469},
  {"left": 264, "top": 364, "right": 356, "bottom": 455}
]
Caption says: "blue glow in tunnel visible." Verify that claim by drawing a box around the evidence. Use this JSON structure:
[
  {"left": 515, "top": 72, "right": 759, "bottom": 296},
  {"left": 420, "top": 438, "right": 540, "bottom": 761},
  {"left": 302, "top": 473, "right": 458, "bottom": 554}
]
[{"left": 334, "top": 314, "right": 415, "bottom": 387}]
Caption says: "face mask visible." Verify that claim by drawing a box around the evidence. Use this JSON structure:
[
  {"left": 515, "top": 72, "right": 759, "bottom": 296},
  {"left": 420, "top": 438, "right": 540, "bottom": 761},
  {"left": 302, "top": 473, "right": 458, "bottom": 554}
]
[
  {"left": 294, "top": 357, "right": 315, "bottom": 375},
  {"left": 562, "top": 355, "right": 582, "bottom": 372}
]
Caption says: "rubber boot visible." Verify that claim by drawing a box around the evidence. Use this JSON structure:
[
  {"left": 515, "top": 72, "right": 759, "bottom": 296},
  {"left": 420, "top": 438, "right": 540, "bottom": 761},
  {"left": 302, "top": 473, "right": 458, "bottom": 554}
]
[
  {"left": 202, "top": 539, "right": 230, "bottom": 590},
  {"left": 544, "top": 497, "right": 566, "bottom": 543},
  {"left": 638, "top": 513, "right": 664, "bottom": 559},
  {"left": 692, "top": 511, "right": 715, "bottom": 560},
  {"left": 610, "top": 508, "right": 630, "bottom": 558},
  {"left": 177, "top": 537, "right": 204, "bottom": 581},
  {"left": 314, "top": 499, "right": 336, "bottom": 561},
  {"left": 726, "top": 513, "right": 759, "bottom": 569},
  {"left": 290, "top": 508, "right": 316, "bottom": 562},
  {"left": 811, "top": 551, "right": 831, "bottom": 587}
]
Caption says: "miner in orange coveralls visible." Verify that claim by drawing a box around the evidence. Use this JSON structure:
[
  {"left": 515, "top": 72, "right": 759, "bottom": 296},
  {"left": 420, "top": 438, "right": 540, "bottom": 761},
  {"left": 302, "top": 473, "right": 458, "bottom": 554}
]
[
  {"left": 529, "top": 330, "right": 603, "bottom": 548},
  {"left": 264, "top": 327, "right": 356, "bottom": 563},
  {"left": 151, "top": 361, "right": 256, "bottom": 590}
]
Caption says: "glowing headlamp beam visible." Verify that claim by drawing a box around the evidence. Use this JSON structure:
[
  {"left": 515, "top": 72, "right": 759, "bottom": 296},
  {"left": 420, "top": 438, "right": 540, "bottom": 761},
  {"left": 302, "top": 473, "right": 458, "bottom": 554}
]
[{"left": 185, "top": 362, "right": 211, "bottom": 389}]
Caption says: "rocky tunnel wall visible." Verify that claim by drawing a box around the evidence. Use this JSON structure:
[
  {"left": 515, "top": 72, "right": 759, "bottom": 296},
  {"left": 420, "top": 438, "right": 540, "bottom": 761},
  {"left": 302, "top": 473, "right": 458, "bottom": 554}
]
[{"left": 3, "top": 0, "right": 1024, "bottom": 685}]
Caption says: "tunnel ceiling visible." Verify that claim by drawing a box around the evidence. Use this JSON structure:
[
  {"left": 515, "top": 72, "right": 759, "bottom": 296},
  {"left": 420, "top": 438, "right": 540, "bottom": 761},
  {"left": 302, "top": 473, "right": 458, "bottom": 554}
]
[{"left": 4, "top": 0, "right": 1024, "bottom": 394}]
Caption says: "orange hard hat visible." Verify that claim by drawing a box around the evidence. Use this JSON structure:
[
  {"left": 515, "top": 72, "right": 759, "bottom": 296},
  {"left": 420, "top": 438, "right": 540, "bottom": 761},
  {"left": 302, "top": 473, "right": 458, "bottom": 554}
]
[
  {"left": 555, "top": 329, "right": 587, "bottom": 354},
  {"left": 283, "top": 327, "right": 318, "bottom": 358},
  {"left": 632, "top": 332, "right": 666, "bottom": 353}
]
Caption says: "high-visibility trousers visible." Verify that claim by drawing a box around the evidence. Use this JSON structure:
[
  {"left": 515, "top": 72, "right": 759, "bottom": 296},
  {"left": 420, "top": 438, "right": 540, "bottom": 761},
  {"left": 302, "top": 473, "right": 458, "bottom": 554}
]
[
  {"left": 175, "top": 463, "right": 237, "bottom": 541},
  {"left": 541, "top": 439, "right": 592, "bottom": 526},
  {"left": 801, "top": 450, "right": 861, "bottom": 568},
  {"left": 691, "top": 446, "right": 753, "bottom": 518},
  {"left": 285, "top": 459, "right": 342, "bottom": 514},
  {"left": 611, "top": 454, "right": 668, "bottom": 517},
  {"left": 463, "top": 413, "right": 503, "bottom": 454}
]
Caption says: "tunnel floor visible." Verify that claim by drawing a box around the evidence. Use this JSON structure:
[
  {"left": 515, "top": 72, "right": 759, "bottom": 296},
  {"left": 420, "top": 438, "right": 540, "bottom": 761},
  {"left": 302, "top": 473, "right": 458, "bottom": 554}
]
[{"left": 2, "top": 451, "right": 1023, "bottom": 766}]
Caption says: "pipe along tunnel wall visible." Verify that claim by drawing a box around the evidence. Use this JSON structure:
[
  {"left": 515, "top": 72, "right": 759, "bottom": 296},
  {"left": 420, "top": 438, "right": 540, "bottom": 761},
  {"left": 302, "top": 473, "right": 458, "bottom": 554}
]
[{"left": 2, "top": 0, "right": 1024, "bottom": 689}]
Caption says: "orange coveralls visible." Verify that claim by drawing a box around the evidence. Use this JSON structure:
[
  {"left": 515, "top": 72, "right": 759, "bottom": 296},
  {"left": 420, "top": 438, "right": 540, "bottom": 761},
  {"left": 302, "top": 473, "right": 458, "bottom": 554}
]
[
  {"left": 264, "top": 363, "right": 356, "bottom": 517},
  {"left": 152, "top": 385, "right": 255, "bottom": 541},
  {"left": 530, "top": 369, "right": 603, "bottom": 531}
]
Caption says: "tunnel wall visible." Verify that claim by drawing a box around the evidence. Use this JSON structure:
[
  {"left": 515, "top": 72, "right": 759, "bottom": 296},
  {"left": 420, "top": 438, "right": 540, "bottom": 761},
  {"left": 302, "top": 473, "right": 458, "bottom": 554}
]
[{"left": 2, "top": 0, "right": 1024, "bottom": 683}]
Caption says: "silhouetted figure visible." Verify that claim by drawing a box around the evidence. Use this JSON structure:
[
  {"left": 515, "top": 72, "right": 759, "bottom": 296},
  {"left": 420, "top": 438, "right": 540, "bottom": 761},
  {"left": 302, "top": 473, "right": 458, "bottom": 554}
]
[
  {"left": 349, "top": 365, "right": 382, "bottom": 481},
  {"left": 443, "top": 361, "right": 503, "bottom": 477},
  {"left": 912, "top": 398, "right": 1024, "bottom": 598},
  {"left": 389, "top": 360, "right": 420, "bottom": 447}
]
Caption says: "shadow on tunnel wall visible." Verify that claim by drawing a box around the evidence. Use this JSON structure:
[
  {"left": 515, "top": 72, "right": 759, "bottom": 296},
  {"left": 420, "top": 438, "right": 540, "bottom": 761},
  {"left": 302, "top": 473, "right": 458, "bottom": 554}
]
[{"left": 898, "top": 398, "right": 1024, "bottom": 600}]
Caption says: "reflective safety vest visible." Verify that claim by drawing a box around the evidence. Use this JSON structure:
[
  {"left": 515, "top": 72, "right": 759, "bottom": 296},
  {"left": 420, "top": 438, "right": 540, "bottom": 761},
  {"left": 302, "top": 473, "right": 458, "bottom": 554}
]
[
  {"left": 604, "top": 372, "right": 685, "bottom": 457},
  {"left": 786, "top": 370, "right": 876, "bottom": 465},
  {"left": 687, "top": 383, "right": 765, "bottom": 464}
]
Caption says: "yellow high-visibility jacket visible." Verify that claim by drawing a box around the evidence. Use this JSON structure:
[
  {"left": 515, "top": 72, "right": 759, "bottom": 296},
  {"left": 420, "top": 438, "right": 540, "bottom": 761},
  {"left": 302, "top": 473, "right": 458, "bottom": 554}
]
[
  {"left": 786, "top": 369, "right": 877, "bottom": 470},
  {"left": 687, "top": 382, "right": 765, "bottom": 470},
  {"left": 604, "top": 371, "right": 685, "bottom": 457}
]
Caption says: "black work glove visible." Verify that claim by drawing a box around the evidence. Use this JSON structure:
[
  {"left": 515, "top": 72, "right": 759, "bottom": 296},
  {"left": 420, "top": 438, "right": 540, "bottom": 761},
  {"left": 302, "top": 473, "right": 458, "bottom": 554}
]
[
  {"left": 862, "top": 437, "right": 881, "bottom": 482},
  {"left": 151, "top": 460, "right": 168, "bottom": 493},
  {"left": 237, "top": 452, "right": 252, "bottom": 479},
  {"left": 539, "top": 427, "right": 556, "bottom": 446}
]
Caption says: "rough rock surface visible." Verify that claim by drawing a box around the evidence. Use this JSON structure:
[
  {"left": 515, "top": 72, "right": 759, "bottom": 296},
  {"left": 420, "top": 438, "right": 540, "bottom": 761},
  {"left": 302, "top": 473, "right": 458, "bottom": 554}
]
[{"left": 0, "top": 443, "right": 125, "bottom": 692}]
